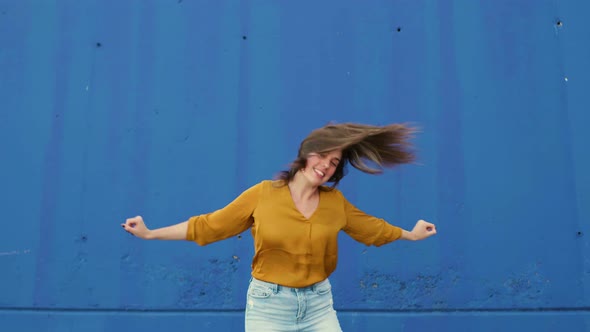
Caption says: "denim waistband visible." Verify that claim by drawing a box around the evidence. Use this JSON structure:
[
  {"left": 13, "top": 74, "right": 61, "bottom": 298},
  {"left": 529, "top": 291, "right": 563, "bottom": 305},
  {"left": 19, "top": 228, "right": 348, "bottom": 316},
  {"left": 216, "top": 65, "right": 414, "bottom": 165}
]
[{"left": 250, "top": 277, "right": 330, "bottom": 293}]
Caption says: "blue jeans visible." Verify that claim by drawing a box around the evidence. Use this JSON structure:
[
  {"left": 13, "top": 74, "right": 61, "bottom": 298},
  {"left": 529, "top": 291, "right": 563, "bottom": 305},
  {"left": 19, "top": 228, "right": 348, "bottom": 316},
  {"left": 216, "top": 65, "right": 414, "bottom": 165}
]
[{"left": 245, "top": 277, "right": 343, "bottom": 332}]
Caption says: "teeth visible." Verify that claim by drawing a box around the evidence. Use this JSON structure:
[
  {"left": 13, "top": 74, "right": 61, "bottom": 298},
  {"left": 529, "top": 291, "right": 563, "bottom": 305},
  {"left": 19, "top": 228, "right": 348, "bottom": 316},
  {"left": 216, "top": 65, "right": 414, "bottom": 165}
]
[{"left": 314, "top": 169, "right": 325, "bottom": 177}]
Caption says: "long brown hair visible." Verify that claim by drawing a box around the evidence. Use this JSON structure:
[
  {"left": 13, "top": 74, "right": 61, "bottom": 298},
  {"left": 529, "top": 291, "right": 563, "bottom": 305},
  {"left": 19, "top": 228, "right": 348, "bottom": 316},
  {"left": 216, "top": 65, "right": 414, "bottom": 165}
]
[{"left": 275, "top": 123, "right": 416, "bottom": 188}]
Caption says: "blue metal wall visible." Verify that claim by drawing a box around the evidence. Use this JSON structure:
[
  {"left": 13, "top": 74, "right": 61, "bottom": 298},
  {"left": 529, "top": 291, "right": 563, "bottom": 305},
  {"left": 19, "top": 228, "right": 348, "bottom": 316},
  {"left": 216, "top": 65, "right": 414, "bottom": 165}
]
[{"left": 1, "top": 0, "right": 589, "bottom": 331}]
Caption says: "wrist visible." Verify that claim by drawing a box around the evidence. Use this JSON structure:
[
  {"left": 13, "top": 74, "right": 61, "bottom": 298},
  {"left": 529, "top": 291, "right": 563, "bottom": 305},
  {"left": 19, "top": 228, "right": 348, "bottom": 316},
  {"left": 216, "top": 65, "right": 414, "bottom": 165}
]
[
  {"left": 144, "top": 230, "right": 155, "bottom": 240},
  {"left": 402, "top": 229, "right": 417, "bottom": 241}
]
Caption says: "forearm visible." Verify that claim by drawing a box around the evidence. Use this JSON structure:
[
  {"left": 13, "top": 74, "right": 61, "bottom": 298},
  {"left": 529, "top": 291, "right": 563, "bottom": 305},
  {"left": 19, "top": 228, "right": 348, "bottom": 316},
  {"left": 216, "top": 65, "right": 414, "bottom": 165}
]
[
  {"left": 147, "top": 221, "right": 189, "bottom": 240},
  {"left": 400, "top": 229, "right": 417, "bottom": 241}
]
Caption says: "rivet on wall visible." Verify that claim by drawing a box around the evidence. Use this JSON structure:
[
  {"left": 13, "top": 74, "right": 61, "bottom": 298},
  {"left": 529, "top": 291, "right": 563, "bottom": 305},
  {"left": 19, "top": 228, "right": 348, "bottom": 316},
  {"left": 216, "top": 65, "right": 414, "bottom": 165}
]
[{"left": 553, "top": 19, "right": 563, "bottom": 35}]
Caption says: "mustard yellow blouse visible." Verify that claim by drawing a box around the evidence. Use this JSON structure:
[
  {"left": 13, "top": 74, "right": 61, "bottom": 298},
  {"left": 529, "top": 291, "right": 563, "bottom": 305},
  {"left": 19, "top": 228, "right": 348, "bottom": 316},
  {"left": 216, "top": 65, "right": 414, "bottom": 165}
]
[{"left": 186, "top": 180, "right": 402, "bottom": 287}]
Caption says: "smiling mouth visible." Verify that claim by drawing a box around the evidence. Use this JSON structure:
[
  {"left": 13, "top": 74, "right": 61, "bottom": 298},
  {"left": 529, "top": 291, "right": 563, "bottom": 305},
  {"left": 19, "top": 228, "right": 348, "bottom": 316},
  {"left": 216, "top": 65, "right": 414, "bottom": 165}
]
[{"left": 313, "top": 168, "right": 325, "bottom": 178}]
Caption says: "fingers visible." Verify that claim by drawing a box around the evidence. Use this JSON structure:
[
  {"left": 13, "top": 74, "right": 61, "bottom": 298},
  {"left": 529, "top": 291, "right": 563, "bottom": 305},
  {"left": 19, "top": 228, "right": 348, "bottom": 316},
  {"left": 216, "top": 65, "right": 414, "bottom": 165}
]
[
  {"left": 123, "top": 216, "right": 142, "bottom": 228},
  {"left": 417, "top": 219, "right": 437, "bottom": 238},
  {"left": 121, "top": 223, "right": 136, "bottom": 236},
  {"left": 418, "top": 220, "right": 436, "bottom": 229},
  {"left": 121, "top": 216, "right": 143, "bottom": 236},
  {"left": 425, "top": 223, "right": 436, "bottom": 233},
  {"left": 428, "top": 226, "right": 437, "bottom": 235}
]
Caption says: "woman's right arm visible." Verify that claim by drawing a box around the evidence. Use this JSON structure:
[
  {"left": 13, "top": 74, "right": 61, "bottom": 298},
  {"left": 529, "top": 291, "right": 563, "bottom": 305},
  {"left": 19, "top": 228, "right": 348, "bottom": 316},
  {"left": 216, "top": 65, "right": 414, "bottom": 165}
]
[{"left": 121, "top": 216, "right": 188, "bottom": 240}]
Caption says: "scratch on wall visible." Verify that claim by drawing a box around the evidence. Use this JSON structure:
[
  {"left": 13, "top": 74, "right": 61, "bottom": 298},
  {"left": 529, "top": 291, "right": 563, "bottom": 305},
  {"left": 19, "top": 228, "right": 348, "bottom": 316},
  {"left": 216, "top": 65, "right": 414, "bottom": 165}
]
[{"left": 0, "top": 249, "right": 32, "bottom": 257}]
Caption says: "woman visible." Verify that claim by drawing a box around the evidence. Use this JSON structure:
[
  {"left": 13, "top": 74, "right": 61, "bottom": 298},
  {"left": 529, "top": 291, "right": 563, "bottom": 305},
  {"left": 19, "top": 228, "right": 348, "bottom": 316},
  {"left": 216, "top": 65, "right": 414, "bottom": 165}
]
[{"left": 121, "top": 123, "right": 437, "bottom": 331}]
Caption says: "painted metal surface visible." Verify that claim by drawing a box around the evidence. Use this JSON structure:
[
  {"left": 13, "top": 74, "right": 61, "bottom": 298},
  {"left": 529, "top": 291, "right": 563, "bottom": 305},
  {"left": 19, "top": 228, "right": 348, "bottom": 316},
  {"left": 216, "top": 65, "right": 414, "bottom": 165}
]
[{"left": 1, "top": 0, "right": 588, "bottom": 330}]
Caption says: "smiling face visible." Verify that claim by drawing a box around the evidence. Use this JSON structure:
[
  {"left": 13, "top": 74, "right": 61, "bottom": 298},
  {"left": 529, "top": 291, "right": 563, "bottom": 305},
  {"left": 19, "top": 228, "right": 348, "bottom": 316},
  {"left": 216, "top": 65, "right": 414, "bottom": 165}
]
[{"left": 301, "top": 149, "right": 343, "bottom": 186}]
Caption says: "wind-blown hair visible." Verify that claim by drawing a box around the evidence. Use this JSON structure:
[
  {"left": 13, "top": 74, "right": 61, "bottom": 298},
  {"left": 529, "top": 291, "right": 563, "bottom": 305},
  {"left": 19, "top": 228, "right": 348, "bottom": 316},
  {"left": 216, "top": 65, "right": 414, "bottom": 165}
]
[{"left": 275, "top": 123, "right": 416, "bottom": 188}]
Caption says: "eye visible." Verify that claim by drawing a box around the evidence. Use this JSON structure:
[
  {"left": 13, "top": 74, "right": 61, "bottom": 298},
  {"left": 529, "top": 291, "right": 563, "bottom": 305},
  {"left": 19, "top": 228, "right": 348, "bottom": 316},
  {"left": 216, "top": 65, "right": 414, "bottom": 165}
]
[{"left": 331, "top": 161, "right": 339, "bottom": 167}]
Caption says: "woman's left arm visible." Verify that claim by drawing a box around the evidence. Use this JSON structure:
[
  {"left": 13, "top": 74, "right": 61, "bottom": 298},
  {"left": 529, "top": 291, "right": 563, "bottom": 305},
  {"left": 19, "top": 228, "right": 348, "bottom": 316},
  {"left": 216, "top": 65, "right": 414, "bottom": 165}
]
[{"left": 341, "top": 193, "right": 437, "bottom": 246}]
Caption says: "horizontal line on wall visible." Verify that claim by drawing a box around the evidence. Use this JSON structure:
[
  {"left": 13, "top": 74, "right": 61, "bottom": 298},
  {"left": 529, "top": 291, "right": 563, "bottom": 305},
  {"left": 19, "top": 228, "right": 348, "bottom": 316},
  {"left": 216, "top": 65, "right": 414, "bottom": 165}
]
[
  {"left": 338, "top": 307, "right": 590, "bottom": 313},
  {"left": 1, "top": 307, "right": 589, "bottom": 314}
]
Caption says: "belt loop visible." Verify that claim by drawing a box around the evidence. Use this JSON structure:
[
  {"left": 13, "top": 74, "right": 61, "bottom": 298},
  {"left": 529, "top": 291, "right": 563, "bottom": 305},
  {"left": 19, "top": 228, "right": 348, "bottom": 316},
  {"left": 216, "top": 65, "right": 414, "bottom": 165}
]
[{"left": 311, "top": 278, "right": 327, "bottom": 292}]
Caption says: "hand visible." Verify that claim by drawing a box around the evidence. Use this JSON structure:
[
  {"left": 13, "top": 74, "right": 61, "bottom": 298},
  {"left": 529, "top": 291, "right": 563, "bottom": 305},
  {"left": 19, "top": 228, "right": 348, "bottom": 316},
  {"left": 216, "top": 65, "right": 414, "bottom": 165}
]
[
  {"left": 410, "top": 219, "right": 437, "bottom": 240},
  {"left": 121, "top": 216, "right": 152, "bottom": 239}
]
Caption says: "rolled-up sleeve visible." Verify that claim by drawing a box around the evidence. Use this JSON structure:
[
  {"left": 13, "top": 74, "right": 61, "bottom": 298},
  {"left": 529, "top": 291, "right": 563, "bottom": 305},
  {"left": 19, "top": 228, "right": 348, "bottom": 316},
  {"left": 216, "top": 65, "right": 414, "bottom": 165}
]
[
  {"left": 186, "top": 182, "right": 261, "bottom": 246},
  {"left": 341, "top": 195, "right": 402, "bottom": 247}
]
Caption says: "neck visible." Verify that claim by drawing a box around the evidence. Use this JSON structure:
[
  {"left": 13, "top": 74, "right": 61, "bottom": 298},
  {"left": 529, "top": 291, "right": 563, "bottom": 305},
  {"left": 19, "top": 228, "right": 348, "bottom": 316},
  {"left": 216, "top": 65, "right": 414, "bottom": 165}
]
[{"left": 289, "top": 172, "right": 319, "bottom": 201}]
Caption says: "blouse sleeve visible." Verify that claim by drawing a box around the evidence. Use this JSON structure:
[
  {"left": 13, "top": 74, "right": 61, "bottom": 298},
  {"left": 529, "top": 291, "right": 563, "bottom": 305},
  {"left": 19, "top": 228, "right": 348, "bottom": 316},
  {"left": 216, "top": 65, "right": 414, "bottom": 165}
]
[
  {"left": 341, "top": 194, "right": 402, "bottom": 247},
  {"left": 186, "top": 182, "right": 261, "bottom": 246}
]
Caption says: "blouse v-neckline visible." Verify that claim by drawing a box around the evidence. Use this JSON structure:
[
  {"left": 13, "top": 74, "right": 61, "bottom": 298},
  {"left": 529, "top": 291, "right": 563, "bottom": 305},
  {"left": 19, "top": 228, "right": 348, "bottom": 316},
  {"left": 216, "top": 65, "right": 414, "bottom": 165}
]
[{"left": 286, "top": 185, "right": 321, "bottom": 220}]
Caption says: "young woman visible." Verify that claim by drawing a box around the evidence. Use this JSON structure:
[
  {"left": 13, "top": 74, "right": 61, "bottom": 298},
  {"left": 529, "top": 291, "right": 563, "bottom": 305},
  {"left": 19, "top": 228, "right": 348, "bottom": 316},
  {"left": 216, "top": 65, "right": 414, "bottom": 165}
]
[{"left": 121, "top": 123, "right": 437, "bottom": 331}]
